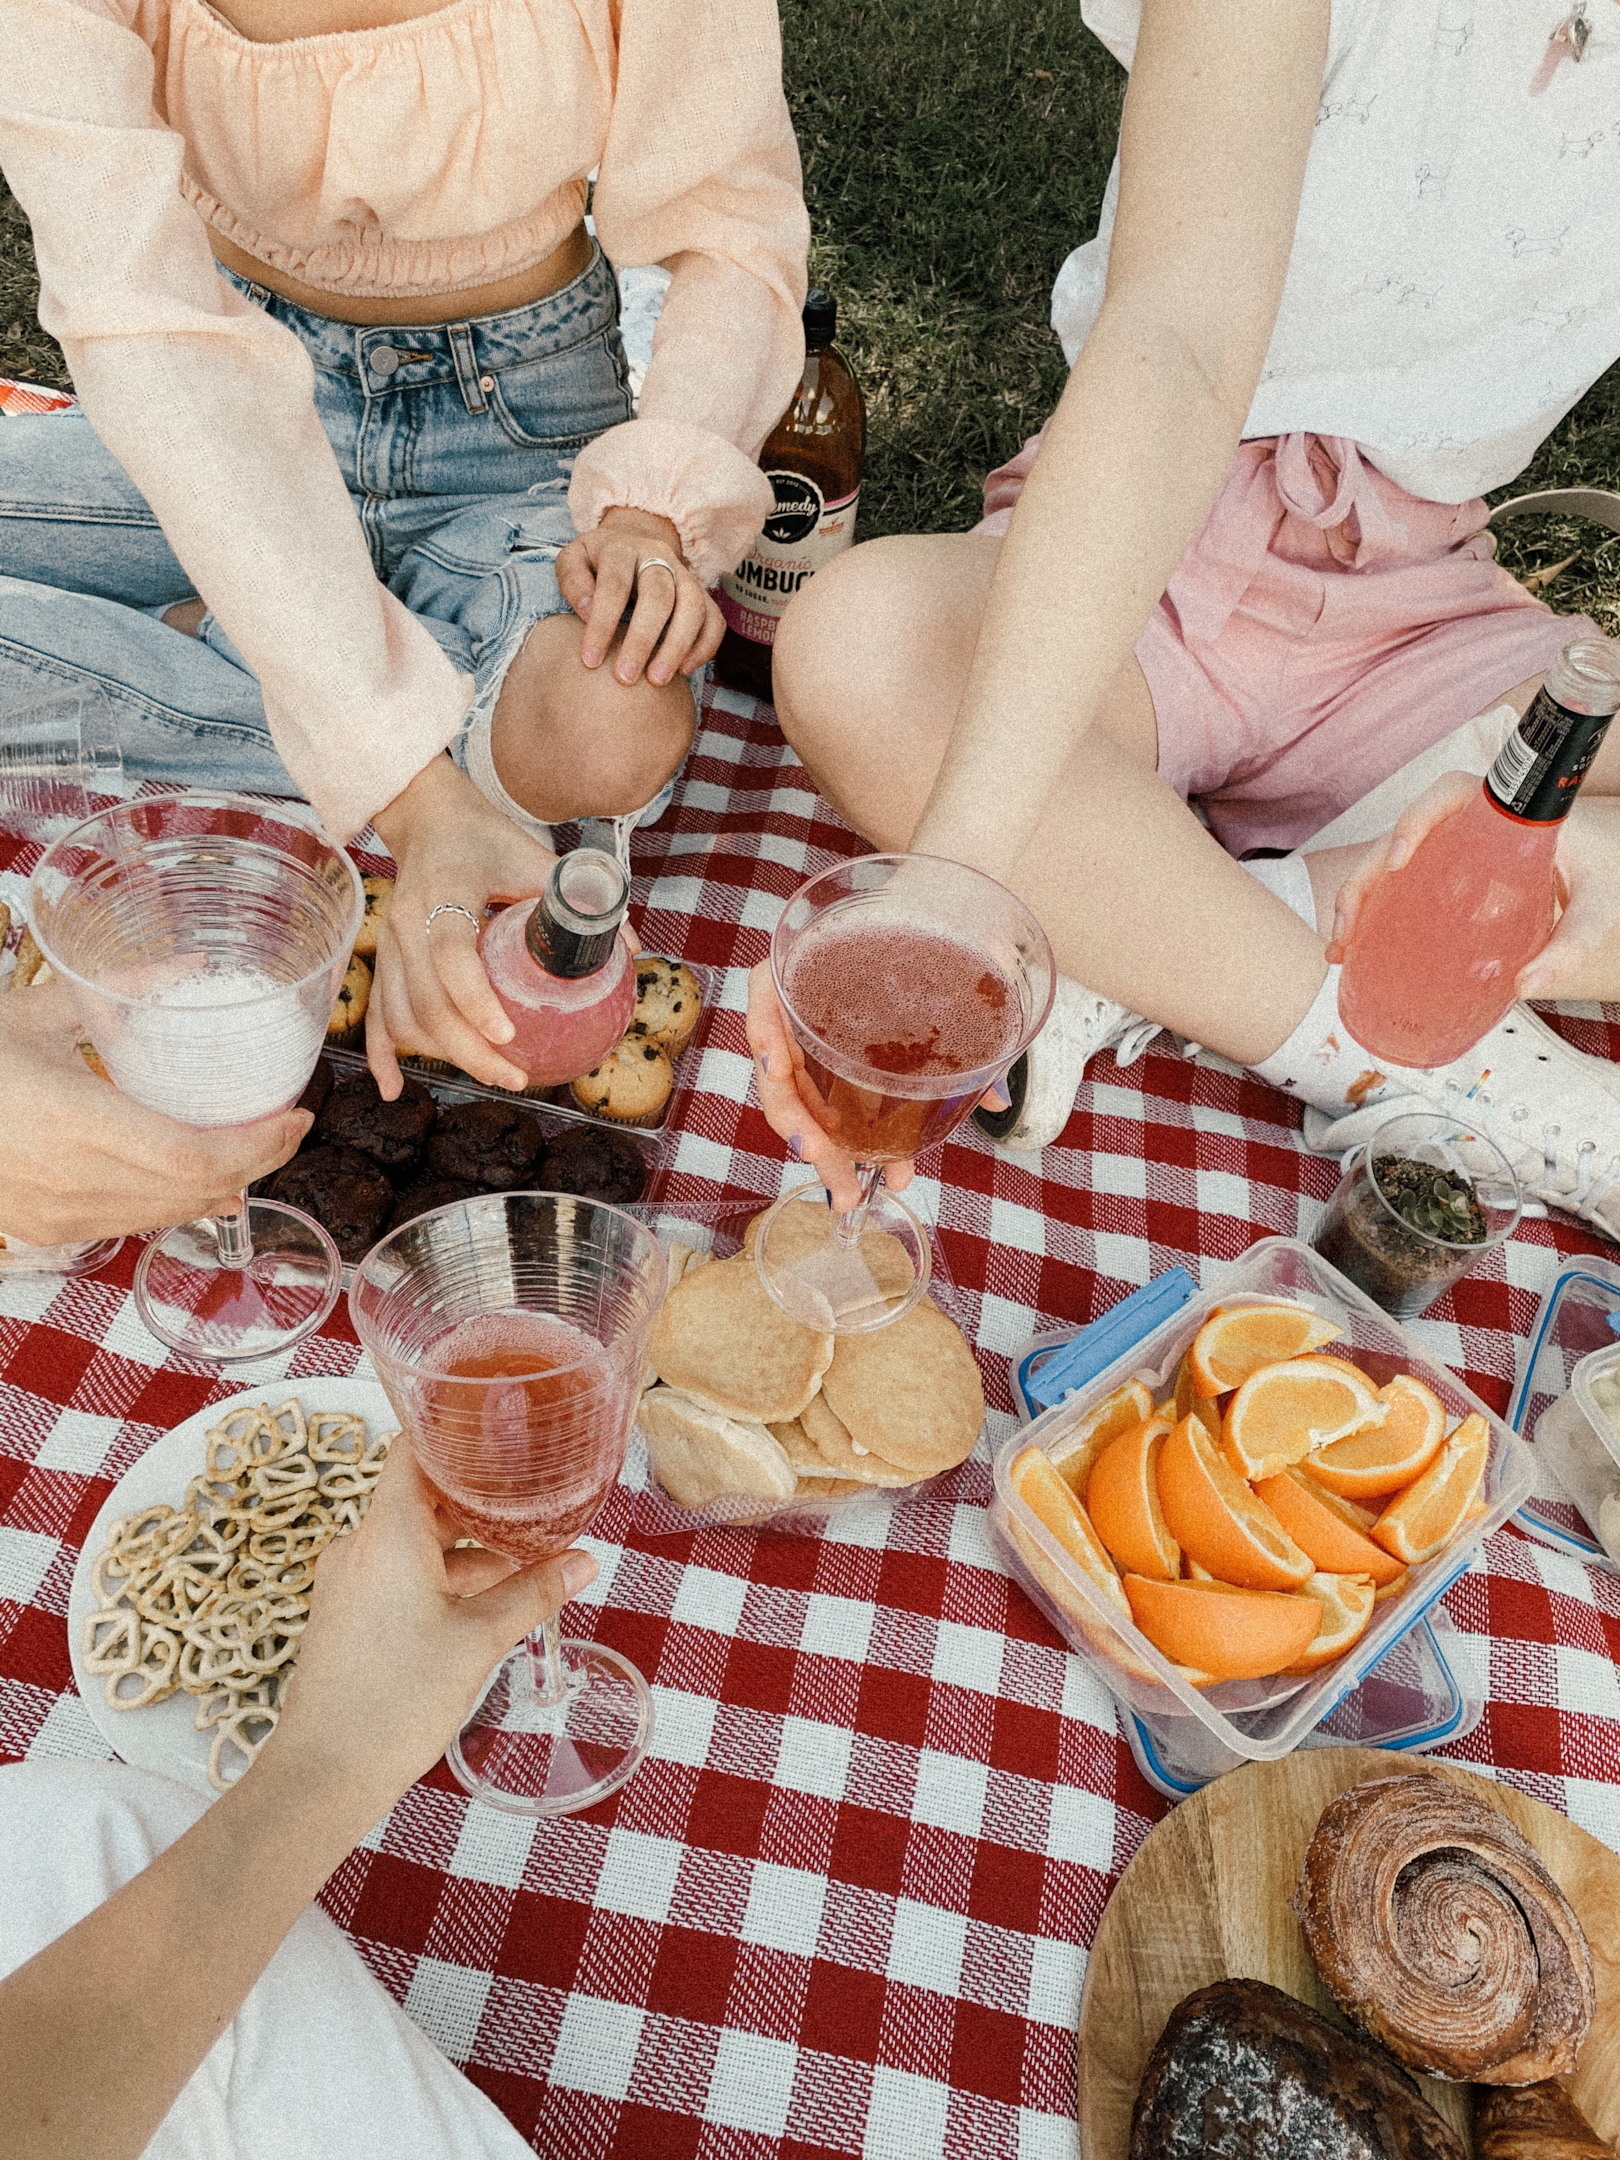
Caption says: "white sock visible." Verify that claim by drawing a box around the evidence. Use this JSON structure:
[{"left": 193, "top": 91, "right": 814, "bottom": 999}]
[{"left": 1240, "top": 852, "right": 1434, "bottom": 1119}]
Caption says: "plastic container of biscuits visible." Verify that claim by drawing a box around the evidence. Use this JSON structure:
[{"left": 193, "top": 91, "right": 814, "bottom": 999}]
[
  {"left": 989, "top": 1236, "right": 1534, "bottom": 1765},
  {"left": 1505, "top": 1258, "right": 1620, "bottom": 1580},
  {"left": 621, "top": 1196, "right": 987, "bottom": 1538}
]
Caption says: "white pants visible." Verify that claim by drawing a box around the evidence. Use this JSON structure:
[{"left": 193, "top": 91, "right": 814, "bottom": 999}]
[{"left": 0, "top": 1760, "right": 531, "bottom": 2160}]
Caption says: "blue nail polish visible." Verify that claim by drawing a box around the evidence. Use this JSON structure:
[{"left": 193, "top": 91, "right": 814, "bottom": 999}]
[
  {"left": 760, "top": 1051, "right": 771, "bottom": 1078},
  {"left": 788, "top": 1134, "right": 803, "bottom": 1160}
]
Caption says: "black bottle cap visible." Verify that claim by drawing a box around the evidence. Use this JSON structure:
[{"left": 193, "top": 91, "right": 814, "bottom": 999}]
[
  {"left": 803, "top": 289, "right": 837, "bottom": 348},
  {"left": 525, "top": 848, "right": 631, "bottom": 978}
]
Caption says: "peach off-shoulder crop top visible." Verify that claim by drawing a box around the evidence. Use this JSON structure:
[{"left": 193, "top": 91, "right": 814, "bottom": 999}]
[{"left": 0, "top": 0, "right": 809, "bottom": 840}]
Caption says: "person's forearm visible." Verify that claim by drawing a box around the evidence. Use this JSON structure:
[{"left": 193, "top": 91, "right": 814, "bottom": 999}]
[
  {"left": 914, "top": 308, "right": 1243, "bottom": 875},
  {"left": 0, "top": 1742, "right": 379, "bottom": 2160}
]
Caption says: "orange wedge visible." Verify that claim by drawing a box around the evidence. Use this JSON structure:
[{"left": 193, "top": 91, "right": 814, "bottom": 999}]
[
  {"left": 1283, "top": 1572, "right": 1376, "bottom": 1674},
  {"left": 1252, "top": 1466, "right": 1406, "bottom": 1587},
  {"left": 1087, "top": 1416, "right": 1181, "bottom": 1581},
  {"left": 1187, "top": 1303, "right": 1343, "bottom": 1397},
  {"left": 1220, "top": 1356, "right": 1386, "bottom": 1483},
  {"left": 1305, "top": 1373, "right": 1447, "bottom": 1498},
  {"left": 1158, "top": 1415, "right": 1314, "bottom": 1591},
  {"left": 1371, "top": 1413, "right": 1490, "bottom": 1565},
  {"left": 1045, "top": 1376, "right": 1155, "bottom": 1500},
  {"left": 1171, "top": 1351, "right": 1222, "bottom": 1441},
  {"left": 1011, "top": 1446, "right": 1130, "bottom": 1618},
  {"left": 1122, "top": 1574, "right": 1323, "bottom": 1681}
]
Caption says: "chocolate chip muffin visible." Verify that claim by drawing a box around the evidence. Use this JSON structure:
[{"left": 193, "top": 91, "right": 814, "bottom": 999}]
[
  {"left": 425, "top": 1100, "right": 548, "bottom": 1189},
  {"left": 541, "top": 1126, "right": 647, "bottom": 1205},
  {"left": 382, "top": 1176, "right": 487, "bottom": 1236},
  {"left": 569, "top": 1036, "right": 673, "bottom": 1125},
  {"left": 326, "top": 954, "right": 371, "bottom": 1050},
  {"left": 267, "top": 1145, "right": 393, "bottom": 1263},
  {"left": 631, "top": 956, "right": 702, "bottom": 1054},
  {"left": 314, "top": 1070, "right": 437, "bottom": 1174}
]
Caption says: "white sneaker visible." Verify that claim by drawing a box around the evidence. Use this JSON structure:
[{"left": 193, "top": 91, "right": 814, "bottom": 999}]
[
  {"left": 973, "top": 975, "right": 1163, "bottom": 1152},
  {"left": 1302, "top": 1003, "right": 1620, "bottom": 1244}
]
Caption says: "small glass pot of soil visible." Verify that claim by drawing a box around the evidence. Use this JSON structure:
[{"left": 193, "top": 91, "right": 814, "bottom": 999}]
[{"left": 1310, "top": 1107, "right": 1522, "bottom": 1322}]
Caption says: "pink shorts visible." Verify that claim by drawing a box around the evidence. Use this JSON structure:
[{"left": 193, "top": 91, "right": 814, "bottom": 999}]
[{"left": 977, "top": 431, "right": 1592, "bottom": 854}]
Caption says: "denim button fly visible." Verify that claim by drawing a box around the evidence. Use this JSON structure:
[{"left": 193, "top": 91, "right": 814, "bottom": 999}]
[{"left": 369, "top": 345, "right": 401, "bottom": 378}]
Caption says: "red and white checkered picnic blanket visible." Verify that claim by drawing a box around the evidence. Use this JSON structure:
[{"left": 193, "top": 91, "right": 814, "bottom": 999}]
[{"left": 3, "top": 683, "right": 1620, "bottom": 2158}]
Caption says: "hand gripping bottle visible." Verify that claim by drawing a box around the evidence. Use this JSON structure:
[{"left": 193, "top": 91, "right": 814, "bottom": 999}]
[
  {"left": 714, "top": 288, "right": 865, "bottom": 703},
  {"left": 1339, "top": 634, "right": 1620, "bottom": 1067},
  {"left": 477, "top": 849, "right": 635, "bottom": 1086}
]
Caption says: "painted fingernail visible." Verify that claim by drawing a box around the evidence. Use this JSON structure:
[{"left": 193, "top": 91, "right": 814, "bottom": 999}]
[
  {"left": 788, "top": 1134, "right": 803, "bottom": 1160},
  {"left": 984, "top": 1081, "right": 1012, "bottom": 1112},
  {"left": 485, "top": 1017, "right": 515, "bottom": 1043},
  {"left": 577, "top": 593, "right": 593, "bottom": 617},
  {"left": 650, "top": 667, "right": 668, "bottom": 686},
  {"left": 560, "top": 1551, "right": 597, "bottom": 1597},
  {"left": 582, "top": 648, "right": 599, "bottom": 667},
  {"left": 759, "top": 1051, "right": 771, "bottom": 1078},
  {"left": 1387, "top": 840, "right": 1411, "bottom": 870}
]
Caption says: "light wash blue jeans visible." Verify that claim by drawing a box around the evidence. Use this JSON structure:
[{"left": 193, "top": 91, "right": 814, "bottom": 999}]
[{"left": 0, "top": 243, "right": 680, "bottom": 839}]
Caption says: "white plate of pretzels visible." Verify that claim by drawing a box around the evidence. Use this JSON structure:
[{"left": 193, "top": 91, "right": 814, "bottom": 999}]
[{"left": 67, "top": 1382, "right": 397, "bottom": 1799}]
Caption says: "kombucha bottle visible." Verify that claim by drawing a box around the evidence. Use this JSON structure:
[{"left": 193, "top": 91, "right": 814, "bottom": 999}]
[
  {"left": 1339, "top": 635, "right": 1620, "bottom": 1066},
  {"left": 714, "top": 289, "right": 864, "bottom": 703},
  {"left": 478, "top": 849, "right": 635, "bottom": 1086}
]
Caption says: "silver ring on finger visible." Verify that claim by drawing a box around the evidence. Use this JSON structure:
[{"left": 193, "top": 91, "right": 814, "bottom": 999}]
[
  {"left": 425, "top": 902, "right": 482, "bottom": 937},
  {"left": 637, "top": 556, "right": 680, "bottom": 584}
]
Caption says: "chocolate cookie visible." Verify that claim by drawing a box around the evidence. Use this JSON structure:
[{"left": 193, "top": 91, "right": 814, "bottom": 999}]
[
  {"left": 382, "top": 1177, "right": 486, "bottom": 1236},
  {"left": 541, "top": 1125, "right": 647, "bottom": 1205},
  {"left": 295, "top": 1058, "right": 334, "bottom": 1122},
  {"left": 315, "top": 1070, "right": 437, "bottom": 1174},
  {"left": 426, "top": 1100, "right": 547, "bottom": 1189},
  {"left": 267, "top": 1145, "right": 393, "bottom": 1263}
]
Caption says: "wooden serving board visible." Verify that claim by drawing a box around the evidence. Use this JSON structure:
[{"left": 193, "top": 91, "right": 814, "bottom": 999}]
[{"left": 1077, "top": 1747, "right": 1620, "bottom": 2157}]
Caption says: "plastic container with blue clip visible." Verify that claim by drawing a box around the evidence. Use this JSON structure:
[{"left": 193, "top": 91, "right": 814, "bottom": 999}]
[
  {"left": 994, "top": 1238, "right": 1520, "bottom": 1799},
  {"left": 1507, "top": 1254, "right": 1620, "bottom": 1579}
]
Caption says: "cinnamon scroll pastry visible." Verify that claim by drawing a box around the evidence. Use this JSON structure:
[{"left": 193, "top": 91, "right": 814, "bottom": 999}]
[
  {"left": 1295, "top": 1776, "right": 1593, "bottom": 2084},
  {"left": 1475, "top": 2081, "right": 1615, "bottom": 2159}
]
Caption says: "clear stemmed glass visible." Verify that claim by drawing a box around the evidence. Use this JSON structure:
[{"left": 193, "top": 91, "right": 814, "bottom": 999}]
[
  {"left": 756, "top": 853, "right": 1055, "bottom": 1334},
  {"left": 29, "top": 793, "right": 362, "bottom": 1362},
  {"left": 350, "top": 1191, "right": 668, "bottom": 1817}
]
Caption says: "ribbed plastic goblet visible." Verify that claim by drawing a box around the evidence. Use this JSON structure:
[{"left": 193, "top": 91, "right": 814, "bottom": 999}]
[
  {"left": 29, "top": 793, "right": 361, "bottom": 1362},
  {"left": 350, "top": 1192, "right": 668, "bottom": 1817}
]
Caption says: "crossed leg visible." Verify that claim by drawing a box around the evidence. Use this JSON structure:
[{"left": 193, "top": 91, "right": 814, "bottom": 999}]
[{"left": 774, "top": 533, "right": 1620, "bottom": 1062}]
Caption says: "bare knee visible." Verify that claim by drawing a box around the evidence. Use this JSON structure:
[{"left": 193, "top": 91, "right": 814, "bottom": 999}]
[
  {"left": 774, "top": 538, "right": 919, "bottom": 755},
  {"left": 490, "top": 613, "right": 695, "bottom": 822}
]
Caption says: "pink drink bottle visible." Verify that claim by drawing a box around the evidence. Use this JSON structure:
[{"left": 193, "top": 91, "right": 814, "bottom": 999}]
[
  {"left": 478, "top": 849, "right": 635, "bottom": 1086},
  {"left": 1339, "top": 636, "right": 1620, "bottom": 1067}
]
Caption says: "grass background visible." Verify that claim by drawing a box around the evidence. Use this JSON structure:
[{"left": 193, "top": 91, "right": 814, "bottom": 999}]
[{"left": 4, "top": 0, "right": 1619, "bottom": 623}]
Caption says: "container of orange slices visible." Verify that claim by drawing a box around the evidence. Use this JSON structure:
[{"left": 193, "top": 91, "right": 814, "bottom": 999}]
[{"left": 990, "top": 1236, "right": 1533, "bottom": 1768}]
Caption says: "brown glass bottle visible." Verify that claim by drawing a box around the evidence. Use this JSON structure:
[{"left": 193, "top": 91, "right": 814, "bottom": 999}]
[{"left": 714, "top": 289, "right": 865, "bottom": 704}]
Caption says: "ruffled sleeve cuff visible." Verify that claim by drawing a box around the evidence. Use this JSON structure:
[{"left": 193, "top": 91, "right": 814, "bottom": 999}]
[{"left": 568, "top": 416, "right": 773, "bottom": 587}]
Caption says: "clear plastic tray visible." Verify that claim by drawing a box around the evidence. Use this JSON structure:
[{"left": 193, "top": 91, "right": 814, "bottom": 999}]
[
  {"left": 622, "top": 1195, "right": 979, "bottom": 1538},
  {"left": 330, "top": 953, "right": 718, "bottom": 1150},
  {"left": 1125, "top": 1607, "right": 1483, "bottom": 1799},
  {"left": 1507, "top": 1257, "right": 1620, "bottom": 1578},
  {"left": 990, "top": 1236, "right": 1534, "bottom": 1764}
]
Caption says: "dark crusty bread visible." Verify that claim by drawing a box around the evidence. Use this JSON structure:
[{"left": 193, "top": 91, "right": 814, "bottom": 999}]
[
  {"left": 1130, "top": 1977, "right": 1465, "bottom": 2160},
  {"left": 1475, "top": 2080, "right": 1616, "bottom": 2159}
]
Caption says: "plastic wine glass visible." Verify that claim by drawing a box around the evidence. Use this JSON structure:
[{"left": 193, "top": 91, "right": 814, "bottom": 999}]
[
  {"left": 350, "top": 1192, "right": 667, "bottom": 1816},
  {"left": 755, "top": 852, "right": 1055, "bottom": 1333},
  {"left": 29, "top": 793, "right": 362, "bottom": 1362}
]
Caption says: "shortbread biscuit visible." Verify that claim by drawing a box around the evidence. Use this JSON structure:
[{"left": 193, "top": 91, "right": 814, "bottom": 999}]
[
  {"left": 639, "top": 1387, "right": 796, "bottom": 1509},
  {"left": 650, "top": 1253, "right": 833, "bottom": 1424},
  {"left": 820, "top": 1297, "right": 984, "bottom": 1475},
  {"left": 800, "top": 1390, "right": 913, "bottom": 1486}
]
